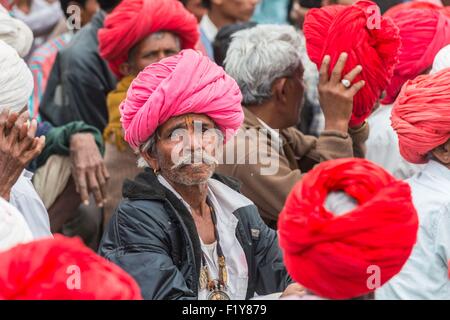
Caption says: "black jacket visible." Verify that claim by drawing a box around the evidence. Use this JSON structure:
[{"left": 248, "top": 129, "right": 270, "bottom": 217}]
[
  {"left": 99, "top": 169, "right": 291, "bottom": 299},
  {"left": 39, "top": 11, "right": 116, "bottom": 131}
]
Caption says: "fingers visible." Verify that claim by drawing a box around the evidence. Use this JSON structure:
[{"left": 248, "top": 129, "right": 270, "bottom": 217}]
[
  {"left": 96, "top": 165, "right": 108, "bottom": 206},
  {"left": 319, "top": 55, "right": 331, "bottom": 85},
  {"left": 6, "top": 111, "right": 19, "bottom": 131},
  {"left": 330, "top": 52, "right": 348, "bottom": 84},
  {"left": 342, "top": 64, "right": 363, "bottom": 86},
  {"left": 15, "top": 111, "right": 29, "bottom": 128},
  {"left": 21, "top": 135, "right": 45, "bottom": 166},
  {"left": 87, "top": 170, "right": 103, "bottom": 207},
  {"left": 348, "top": 80, "right": 366, "bottom": 96},
  {"left": 74, "top": 169, "right": 89, "bottom": 206}
]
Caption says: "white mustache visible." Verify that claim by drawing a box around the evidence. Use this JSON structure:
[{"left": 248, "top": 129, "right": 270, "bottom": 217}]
[{"left": 171, "top": 151, "right": 218, "bottom": 170}]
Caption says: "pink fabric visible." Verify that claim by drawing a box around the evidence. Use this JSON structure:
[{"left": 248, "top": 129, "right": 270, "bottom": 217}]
[
  {"left": 382, "top": 8, "right": 450, "bottom": 104},
  {"left": 120, "top": 49, "right": 244, "bottom": 148},
  {"left": 391, "top": 68, "right": 450, "bottom": 164}
]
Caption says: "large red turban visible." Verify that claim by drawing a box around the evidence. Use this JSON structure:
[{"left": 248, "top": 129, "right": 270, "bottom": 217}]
[
  {"left": 278, "top": 158, "right": 418, "bottom": 300},
  {"left": 0, "top": 235, "right": 142, "bottom": 300},
  {"left": 303, "top": 0, "right": 401, "bottom": 127},
  {"left": 384, "top": 1, "right": 442, "bottom": 17},
  {"left": 120, "top": 49, "right": 244, "bottom": 149},
  {"left": 382, "top": 8, "right": 450, "bottom": 104},
  {"left": 391, "top": 68, "right": 450, "bottom": 164},
  {"left": 98, "top": 0, "right": 199, "bottom": 78}
]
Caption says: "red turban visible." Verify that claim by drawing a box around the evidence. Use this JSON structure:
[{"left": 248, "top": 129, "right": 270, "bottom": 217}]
[
  {"left": 278, "top": 158, "right": 418, "bottom": 299},
  {"left": 120, "top": 49, "right": 244, "bottom": 149},
  {"left": 303, "top": 0, "right": 401, "bottom": 127},
  {"left": 0, "top": 235, "right": 142, "bottom": 300},
  {"left": 391, "top": 68, "right": 450, "bottom": 164},
  {"left": 98, "top": 0, "right": 199, "bottom": 78},
  {"left": 382, "top": 8, "right": 450, "bottom": 104},
  {"left": 384, "top": 1, "right": 442, "bottom": 17}
]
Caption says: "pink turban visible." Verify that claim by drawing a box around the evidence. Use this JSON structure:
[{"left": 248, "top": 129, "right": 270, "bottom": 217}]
[
  {"left": 0, "top": 235, "right": 142, "bottom": 300},
  {"left": 98, "top": 0, "right": 199, "bottom": 78},
  {"left": 120, "top": 49, "right": 244, "bottom": 148},
  {"left": 304, "top": 1, "right": 401, "bottom": 127},
  {"left": 391, "top": 68, "right": 450, "bottom": 164},
  {"left": 382, "top": 8, "right": 450, "bottom": 104}
]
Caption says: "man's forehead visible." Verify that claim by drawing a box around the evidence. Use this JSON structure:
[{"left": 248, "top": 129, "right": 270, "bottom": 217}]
[{"left": 159, "top": 114, "right": 215, "bottom": 131}]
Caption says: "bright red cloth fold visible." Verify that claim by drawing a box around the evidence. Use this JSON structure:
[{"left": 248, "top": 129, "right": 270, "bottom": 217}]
[
  {"left": 98, "top": 0, "right": 199, "bottom": 78},
  {"left": 0, "top": 235, "right": 142, "bottom": 300},
  {"left": 391, "top": 68, "right": 450, "bottom": 164},
  {"left": 303, "top": 0, "right": 401, "bottom": 127},
  {"left": 278, "top": 158, "right": 418, "bottom": 299}
]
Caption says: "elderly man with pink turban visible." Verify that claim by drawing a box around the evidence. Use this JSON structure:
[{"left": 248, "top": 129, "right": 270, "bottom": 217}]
[
  {"left": 375, "top": 68, "right": 450, "bottom": 299},
  {"left": 99, "top": 49, "right": 304, "bottom": 300},
  {"left": 366, "top": 5, "right": 450, "bottom": 179}
]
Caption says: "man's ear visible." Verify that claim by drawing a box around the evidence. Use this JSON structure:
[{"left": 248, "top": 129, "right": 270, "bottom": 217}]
[
  {"left": 140, "top": 150, "right": 160, "bottom": 171},
  {"left": 431, "top": 139, "right": 450, "bottom": 165},
  {"left": 272, "top": 77, "right": 289, "bottom": 105},
  {"left": 118, "top": 62, "right": 133, "bottom": 77}
]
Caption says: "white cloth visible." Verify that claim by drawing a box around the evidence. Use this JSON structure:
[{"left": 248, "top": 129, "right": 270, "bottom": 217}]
[
  {"left": 158, "top": 175, "right": 250, "bottom": 300},
  {"left": 10, "top": 170, "right": 52, "bottom": 239},
  {"left": 200, "top": 14, "right": 218, "bottom": 43},
  {"left": 0, "top": 4, "right": 33, "bottom": 58},
  {"left": 376, "top": 161, "right": 450, "bottom": 300},
  {"left": 431, "top": 44, "right": 450, "bottom": 74},
  {"left": 0, "top": 196, "right": 33, "bottom": 252},
  {"left": 0, "top": 39, "right": 33, "bottom": 112},
  {"left": 366, "top": 104, "right": 422, "bottom": 179}
]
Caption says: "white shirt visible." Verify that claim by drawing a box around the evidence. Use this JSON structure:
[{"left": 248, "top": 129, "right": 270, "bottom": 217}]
[
  {"left": 157, "top": 175, "right": 250, "bottom": 300},
  {"left": 10, "top": 170, "right": 52, "bottom": 239},
  {"left": 366, "top": 105, "right": 422, "bottom": 179},
  {"left": 200, "top": 14, "right": 218, "bottom": 43},
  {"left": 376, "top": 161, "right": 450, "bottom": 299}
]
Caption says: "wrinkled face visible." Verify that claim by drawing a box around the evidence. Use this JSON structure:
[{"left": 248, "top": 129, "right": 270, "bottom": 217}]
[
  {"left": 185, "top": 0, "right": 207, "bottom": 22},
  {"left": 143, "top": 114, "right": 222, "bottom": 186},
  {"left": 215, "top": 0, "right": 259, "bottom": 22},
  {"left": 124, "top": 32, "right": 181, "bottom": 76}
]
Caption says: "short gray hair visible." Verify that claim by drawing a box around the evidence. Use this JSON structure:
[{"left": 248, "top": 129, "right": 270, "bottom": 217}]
[
  {"left": 137, "top": 134, "right": 157, "bottom": 168},
  {"left": 224, "top": 25, "right": 303, "bottom": 106}
]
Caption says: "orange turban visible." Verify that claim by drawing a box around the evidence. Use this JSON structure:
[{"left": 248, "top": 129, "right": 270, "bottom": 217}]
[
  {"left": 0, "top": 235, "right": 142, "bottom": 300},
  {"left": 391, "top": 68, "right": 450, "bottom": 164},
  {"left": 304, "top": 0, "right": 401, "bottom": 127},
  {"left": 382, "top": 8, "right": 450, "bottom": 104},
  {"left": 98, "top": 0, "right": 199, "bottom": 78},
  {"left": 278, "top": 158, "right": 418, "bottom": 299}
]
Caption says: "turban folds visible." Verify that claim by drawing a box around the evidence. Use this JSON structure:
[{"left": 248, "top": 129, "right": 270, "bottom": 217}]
[
  {"left": 382, "top": 8, "right": 450, "bottom": 104},
  {"left": 391, "top": 68, "right": 450, "bottom": 164},
  {"left": 303, "top": 0, "right": 401, "bottom": 127},
  {"left": 0, "top": 198, "right": 32, "bottom": 252},
  {"left": 0, "top": 235, "right": 143, "bottom": 299},
  {"left": 278, "top": 158, "right": 418, "bottom": 299},
  {"left": 98, "top": 0, "right": 199, "bottom": 78},
  {"left": 0, "top": 40, "right": 33, "bottom": 112},
  {"left": 0, "top": 4, "right": 33, "bottom": 58},
  {"left": 120, "top": 49, "right": 244, "bottom": 149}
]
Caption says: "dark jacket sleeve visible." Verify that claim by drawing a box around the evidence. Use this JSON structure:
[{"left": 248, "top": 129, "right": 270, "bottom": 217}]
[
  {"left": 98, "top": 200, "right": 197, "bottom": 300},
  {"left": 241, "top": 205, "right": 292, "bottom": 296},
  {"left": 35, "top": 121, "right": 104, "bottom": 169}
]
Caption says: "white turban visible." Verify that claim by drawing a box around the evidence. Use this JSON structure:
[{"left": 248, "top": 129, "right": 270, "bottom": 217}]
[
  {"left": 0, "top": 4, "right": 33, "bottom": 58},
  {"left": 0, "top": 197, "right": 33, "bottom": 252},
  {"left": 0, "top": 39, "right": 34, "bottom": 112},
  {"left": 431, "top": 45, "right": 450, "bottom": 74}
]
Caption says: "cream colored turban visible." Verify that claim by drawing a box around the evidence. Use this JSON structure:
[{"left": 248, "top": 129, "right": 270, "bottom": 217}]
[{"left": 0, "top": 4, "right": 33, "bottom": 58}]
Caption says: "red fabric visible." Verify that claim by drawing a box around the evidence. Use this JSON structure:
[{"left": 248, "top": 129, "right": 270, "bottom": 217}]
[
  {"left": 381, "top": 8, "right": 450, "bottom": 104},
  {"left": 278, "top": 158, "right": 418, "bottom": 299},
  {"left": 98, "top": 0, "right": 199, "bottom": 78},
  {"left": 0, "top": 235, "right": 143, "bottom": 300},
  {"left": 391, "top": 68, "right": 450, "bottom": 164},
  {"left": 303, "top": 1, "right": 401, "bottom": 127}
]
